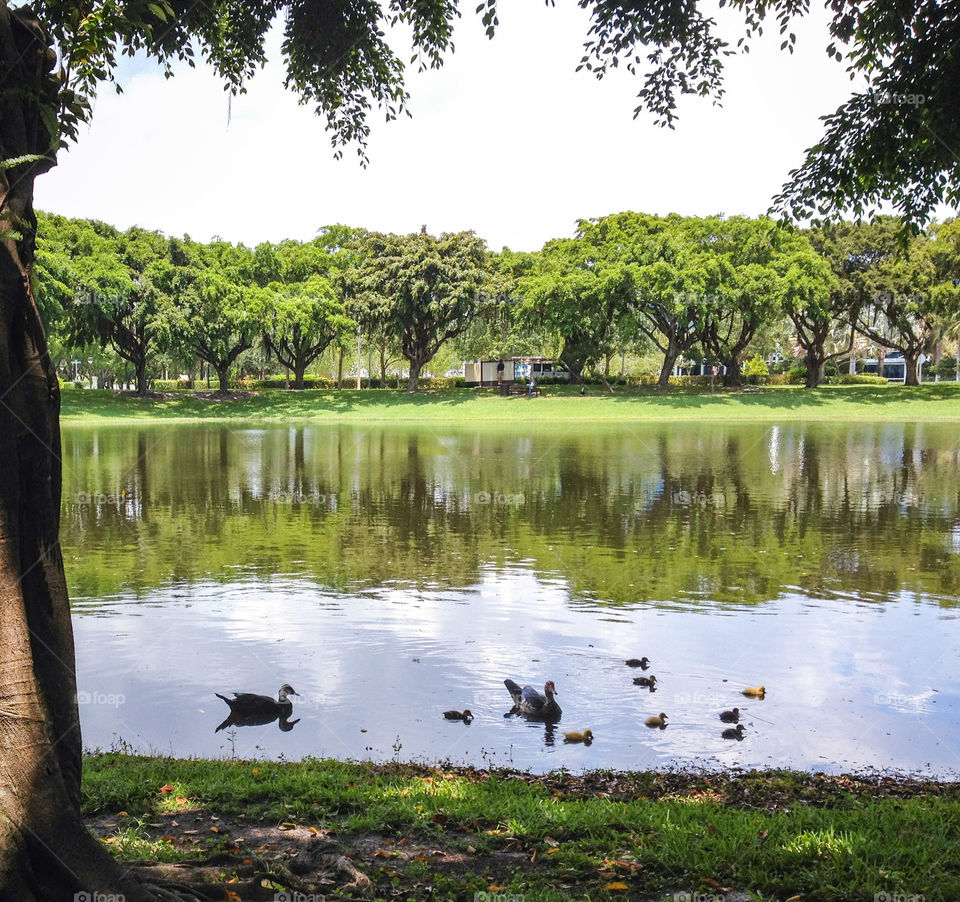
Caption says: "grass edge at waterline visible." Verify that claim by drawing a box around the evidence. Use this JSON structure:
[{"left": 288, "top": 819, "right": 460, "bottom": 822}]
[
  {"left": 83, "top": 752, "right": 960, "bottom": 901},
  {"left": 61, "top": 383, "right": 960, "bottom": 425}
]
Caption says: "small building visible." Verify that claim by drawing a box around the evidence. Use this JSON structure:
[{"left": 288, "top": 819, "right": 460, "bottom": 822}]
[
  {"left": 464, "top": 357, "right": 567, "bottom": 386},
  {"left": 862, "top": 356, "right": 907, "bottom": 380}
]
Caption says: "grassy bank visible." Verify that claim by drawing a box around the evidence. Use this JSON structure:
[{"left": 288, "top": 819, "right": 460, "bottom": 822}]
[
  {"left": 83, "top": 754, "right": 960, "bottom": 901},
  {"left": 59, "top": 383, "right": 960, "bottom": 425}
]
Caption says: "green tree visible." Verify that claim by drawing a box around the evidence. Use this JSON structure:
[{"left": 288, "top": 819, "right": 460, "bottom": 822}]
[{"left": 351, "top": 228, "right": 489, "bottom": 392}]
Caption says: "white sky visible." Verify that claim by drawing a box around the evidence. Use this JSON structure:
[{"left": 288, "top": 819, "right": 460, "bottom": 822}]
[{"left": 35, "top": 4, "right": 861, "bottom": 252}]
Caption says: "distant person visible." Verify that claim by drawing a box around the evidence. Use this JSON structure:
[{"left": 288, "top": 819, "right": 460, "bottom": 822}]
[
  {"left": 497, "top": 359, "right": 505, "bottom": 385},
  {"left": 527, "top": 375, "right": 536, "bottom": 397}
]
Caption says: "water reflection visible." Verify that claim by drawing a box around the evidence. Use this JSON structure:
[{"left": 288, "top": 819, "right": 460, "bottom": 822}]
[{"left": 62, "top": 422, "right": 960, "bottom": 774}]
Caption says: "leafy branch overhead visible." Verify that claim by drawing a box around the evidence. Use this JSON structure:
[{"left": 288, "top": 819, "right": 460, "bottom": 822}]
[{"left": 12, "top": 1, "right": 960, "bottom": 216}]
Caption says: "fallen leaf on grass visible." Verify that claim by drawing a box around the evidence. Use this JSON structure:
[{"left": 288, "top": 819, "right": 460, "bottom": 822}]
[
  {"left": 279, "top": 822, "right": 298, "bottom": 830},
  {"left": 602, "top": 882, "right": 629, "bottom": 891},
  {"left": 160, "top": 785, "right": 174, "bottom": 794}
]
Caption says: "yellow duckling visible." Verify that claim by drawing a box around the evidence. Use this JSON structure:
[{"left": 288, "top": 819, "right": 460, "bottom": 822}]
[
  {"left": 742, "top": 686, "right": 766, "bottom": 699},
  {"left": 644, "top": 712, "right": 668, "bottom": 729},
  {"left": 564, "top": 729, "right": 594, "bottom": 744}
]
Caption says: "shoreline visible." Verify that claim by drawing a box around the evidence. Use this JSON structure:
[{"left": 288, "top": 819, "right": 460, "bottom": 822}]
[
  {"left": 83, "top": 753, "right": 960, "bottom": 901},
  {"left": 60, "top": 383, "right": 960, "bottom": 426}
]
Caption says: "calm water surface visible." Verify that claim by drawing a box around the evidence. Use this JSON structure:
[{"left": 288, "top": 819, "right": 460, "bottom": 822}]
[{"left": 62, "top": 421, "right": 960, "bottom": 774}]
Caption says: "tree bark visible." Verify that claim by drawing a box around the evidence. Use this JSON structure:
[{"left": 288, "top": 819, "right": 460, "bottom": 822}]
[
  {"left": 721, "top": 355, "right": 743, "bottom": 388},
  {"left": 656, "top": 340, "right": 679, "bottom": 389},
  {"left": 216, "top": 362, "right": 231, "bottom": 393},
  {"left": 135, "top": 355, "right": 148, "bottom": 396},
  {"left": 903, "top": 351, "right": 920, "bottom": 386},
  {"left": 407, "top": 358, "right": 422, "bottom": 392},
  {"left": 805, "top": 355, "right": 826, "bottom": 389},
  {"left": 293, "top": 361, "right": 306, "bottom": 390},
  {"left": 0, "top": 10, "right": 153, "bottom": 899}
]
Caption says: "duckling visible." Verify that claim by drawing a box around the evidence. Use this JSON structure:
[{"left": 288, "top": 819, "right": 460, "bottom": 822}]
[
  {"left": 563, "top": 729, "right": 594, "bottom": 744},
  {"left": 644, "top": 712, "right": 668, "bottom": 729},
  {"left": 722, "top": 724, "right": 746, "bottom": 741},
  {"left": 625, "top": 657, "right": 651, "bottom": 669},
  {"left": 742, "top": 686, "right": 766, "bottom": 699},
  {"left": 719, "top": 707, "right": 740, "bottom": 723},
  {"left": 633, "top": 674, "right": 657, "bottom": 688},
  {"left": 443, "top": 709, "right": 473, "bottom": 723}
]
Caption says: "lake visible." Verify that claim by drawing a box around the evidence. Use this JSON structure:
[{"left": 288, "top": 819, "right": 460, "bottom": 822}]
[{"left": 62, "top": 420, "right": 960, "bottom": 775}]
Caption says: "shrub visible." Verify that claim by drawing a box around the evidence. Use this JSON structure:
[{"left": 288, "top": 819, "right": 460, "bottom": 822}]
[
  {"left": 829, "top": 374, "right": 890, "bottom": 385},
  {"left": 787, "top": 366, "right": 807, "bottom": 385},
  {"left": 742, "top": 354, "right": 769, "bottom": 378}
]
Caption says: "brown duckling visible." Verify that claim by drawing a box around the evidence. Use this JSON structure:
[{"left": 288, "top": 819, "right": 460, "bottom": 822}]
[
  {"left": 644, "top": 712, "right": 668, "bottom": 729},
  {"left": 722, "top": 724, "right": 746, "bottom": 741},
  {"left": 719, "top": 707, "right": 740, "bottom": 723},
  {"left": 633, "top": 674, "right": 657, "bottom": 688},
  {"left": 625, "top": 657, "right": 651, "bottom": 669},
  {"left": 443, "top": 709, "right": 473, "bottom": 723},
  {"left": 564, "top": 729, "right": 594, "bottom": 744},
  {"left": 742, "top": 686, "right": 766, "bottom": 699}
]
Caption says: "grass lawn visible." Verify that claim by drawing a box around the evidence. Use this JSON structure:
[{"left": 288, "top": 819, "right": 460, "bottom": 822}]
[
  {"left": 61, "top": 383, "right": 960, "bottom": 425},
  {"left": 83, "top": 754, "right": 960, "bottom": 901}
]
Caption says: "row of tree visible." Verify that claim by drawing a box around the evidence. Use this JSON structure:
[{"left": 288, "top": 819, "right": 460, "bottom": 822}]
[{"left": 38, "top": 211, "right": 960, "bottom": 393}]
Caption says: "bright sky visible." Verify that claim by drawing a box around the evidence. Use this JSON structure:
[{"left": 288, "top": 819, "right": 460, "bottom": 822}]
[{"left": 35, "top": 4, "right": 859, "bottom": 253}]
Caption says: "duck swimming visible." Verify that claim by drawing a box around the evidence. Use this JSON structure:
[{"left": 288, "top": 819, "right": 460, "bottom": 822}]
[
  {"left": 504, "top": 679, "right": 562, "bottom": 720},
  {"left": 443, "top": 709, "right": 473, "bottom": 723},
  {"left": 722, "top": 724, "right": 746, "bottom": 741},
  {"left": 719, "top": 707, "right": 740, "bottom": 723},
  {"left": 644, "top": 713, "right": 668, "bottom": 729},
  {"left": 742, "top": 686, "right": 766, "bottom": 699},
  {"left": 215, "top": 684, "right": 299, "bottom": 733},
  {"left": 633, "top": 675, "right": 657, "bottom": 688},
  {"left": 564, "top": 729, "right": 593, "bottom": 744},
  {"left": 625, "top": 657, "right": 651, "bottom": 669}
]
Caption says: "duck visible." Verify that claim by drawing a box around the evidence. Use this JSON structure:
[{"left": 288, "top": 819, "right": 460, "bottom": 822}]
[
  {"left": 215, "top": 684, "right": 299, "bottom": 733},
  {"left": 625, "top": 657, "right": 651, "bottom": 669},
  {"left": 633, "top": 674, "right": 657, "bottom": 688},
  {"left": 719, "top": 707, "right": 740, "bottom": 723},
  {"left": 644, "top": 712, "right": 668, "bottom": 729},
  {"left": 443, "top": 709, "right": 473, "bottom": 723},
  {"left": 722, "top": 724, "right": 746, "bottom": 741},
  {"left": 564, "top": 729, "right": 593, "bottom": 744},
  {"left": 742, "top": 686, "right": 766, "bottom": 699},
  {"left": 504, "top": 679, "right": 562, "bottom": 720}
]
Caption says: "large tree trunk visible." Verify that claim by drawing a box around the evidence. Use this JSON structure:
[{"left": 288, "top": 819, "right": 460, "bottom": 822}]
[
  {"left": 135, "top": 355, "right": 148, "bottom": 396},
  {"left": 216, "top": 362, "right": 231, "bottom": 393},
  {"left": 0, "top": 10, "right": 151, "bottom": 899},
  {"left": 721, "top": 355, "right": 743, "bottom": 388},
  {"left": 903, "top": 351, "right": 920, "bottom": 386},
  {"left": 805, "top": 355, "right": 826, "bottom": 389},
  {"left": 656, "top": 341, "right": 679, "bottom": 389},
  {"left": 293, "top": 360, "right": 306, "bottom": 390},
  {"left": 406, "top": 357, "right": 423, "bottom": 392}
]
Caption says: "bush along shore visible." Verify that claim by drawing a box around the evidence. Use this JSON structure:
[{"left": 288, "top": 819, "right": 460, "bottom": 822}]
[
  {"left": 60, "top": 383, "right": 960, "bottom": 425},
  {"left": 83, "top": 754, "right": 960, "bottom": 901}
]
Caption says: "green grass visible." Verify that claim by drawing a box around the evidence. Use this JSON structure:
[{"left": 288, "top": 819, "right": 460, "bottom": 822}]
[
  {"left": 82, "top": 754, "right": 960, "bottom": 901},
  {"left": 60, "top": 382, "right": 960, "bottom": 425}
]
